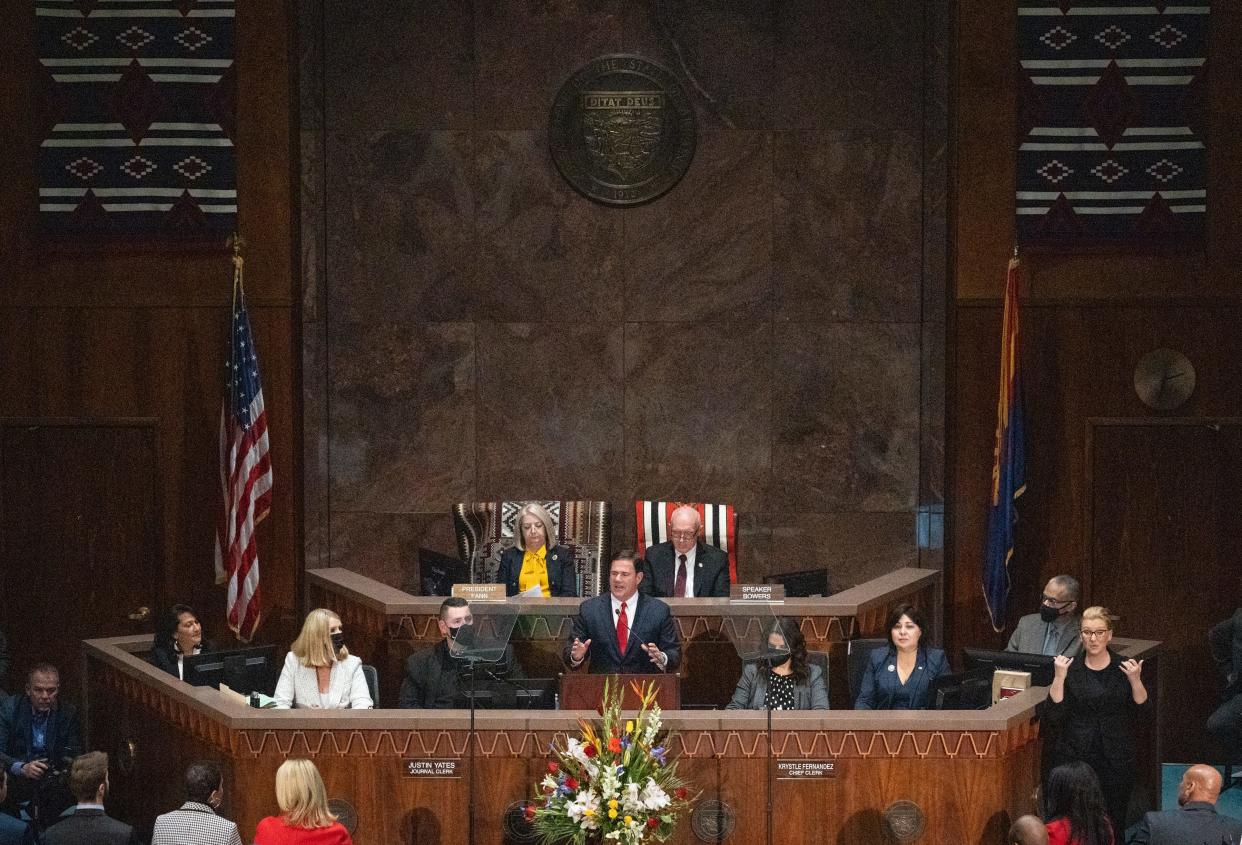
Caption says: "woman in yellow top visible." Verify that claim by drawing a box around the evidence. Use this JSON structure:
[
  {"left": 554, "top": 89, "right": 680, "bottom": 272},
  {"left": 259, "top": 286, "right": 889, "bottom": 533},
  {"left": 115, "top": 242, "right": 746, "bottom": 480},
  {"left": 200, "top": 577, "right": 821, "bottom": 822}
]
[{"left": 495, "top": 503, "right": 578, "bottom": 597}]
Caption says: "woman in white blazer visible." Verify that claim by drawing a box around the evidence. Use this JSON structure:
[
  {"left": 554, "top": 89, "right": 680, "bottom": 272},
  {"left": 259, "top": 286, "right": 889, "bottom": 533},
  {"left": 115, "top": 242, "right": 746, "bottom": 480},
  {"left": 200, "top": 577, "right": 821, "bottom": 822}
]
[{"left": 273, "top": 608, "right": 373, "bottom": 709}]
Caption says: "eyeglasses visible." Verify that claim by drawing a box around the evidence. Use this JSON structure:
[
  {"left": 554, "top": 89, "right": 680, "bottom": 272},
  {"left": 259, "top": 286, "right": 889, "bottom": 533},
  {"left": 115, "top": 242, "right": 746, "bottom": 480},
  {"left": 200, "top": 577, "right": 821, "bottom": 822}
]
[
  {"left": 1041, "top": 595, "right": 1072, "bottom": 607},
  {"left": 668, "top": 530, "right": 697, "bottom": 540},
  {"left": 1080, "top": 629, "right": 1110, "bottom": 639}
]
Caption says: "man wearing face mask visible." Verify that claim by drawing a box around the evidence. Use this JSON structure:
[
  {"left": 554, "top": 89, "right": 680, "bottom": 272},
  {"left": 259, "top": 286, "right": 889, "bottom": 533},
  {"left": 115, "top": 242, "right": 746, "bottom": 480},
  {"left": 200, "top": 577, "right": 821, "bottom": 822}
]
[
  {"left": 398, "top": 598, "right": 525, "bottom": 709},
  {"left": 152, "top": 761, "right": 243, "bottom": 845},
  {"left": 1005, "top": 575, "right": 1083, "bottom": 657}
]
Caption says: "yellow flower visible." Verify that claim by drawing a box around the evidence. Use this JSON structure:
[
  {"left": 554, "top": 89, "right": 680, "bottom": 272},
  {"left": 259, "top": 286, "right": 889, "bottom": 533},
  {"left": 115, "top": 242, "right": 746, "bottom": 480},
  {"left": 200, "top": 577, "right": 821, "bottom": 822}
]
[
  {"left": 608, "top": 799, "right": 618, "bottom": 809},
  {"left": 624, "top": 815, "right": 633, "bottom": 825},
  {"left": 584, "top": 808, "right": 594, "bottom": 818},
  {"left": 625, "top": 720, "right": 634, "bottom": 735},
  {"left": 608, "top": 808, "right": 618, "bottom": 819}
]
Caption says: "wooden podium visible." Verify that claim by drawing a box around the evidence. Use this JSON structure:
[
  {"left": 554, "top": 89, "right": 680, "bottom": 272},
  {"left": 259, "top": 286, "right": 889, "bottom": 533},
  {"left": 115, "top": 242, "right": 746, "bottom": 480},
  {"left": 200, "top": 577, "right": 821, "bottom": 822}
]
[{"left": 559, "top": 672, "right": 681, "bottom": 710}]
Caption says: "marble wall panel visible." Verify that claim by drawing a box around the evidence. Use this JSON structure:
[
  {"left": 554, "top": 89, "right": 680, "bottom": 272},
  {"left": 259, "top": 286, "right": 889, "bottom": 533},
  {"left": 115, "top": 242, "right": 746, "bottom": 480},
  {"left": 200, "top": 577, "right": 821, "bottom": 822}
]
[
  {"left": 329, "top": 511, "right": 459, "bottom": 592},
  {"left": 772, "top": 323, "right": 920, "bottom": 512},
  {"left": 296, "top": 0, "right": 322, "bottom": 130},
  {"left": 921, "top": 322, "right": 946, "bottom": 506},
  {"left": 738, "top": 511, "right": 918, "bottom": 589},
  {"left": 624, "top": 130, "right": 772, "bottom": 322},
  {"left": 475, "top": 322, "right": 625, "bottom": 501},
  {"left": 328, "top": 322, "right": 475, "bottom": 513},
  {"left": 325, "top": 130, "right": 475, "bottom": 323},
  {"left": 772, "top": 0, "right": 922, "bottom": 131},
  {"left": 322, "top": 0, "right": 474, "bottom": 131},
  {"left": 617, "top": 1, "right": 775, "bottom": 130},
  {"left": 474, "top": 131, "right": 624, "bottom": 322},
  {"left": 300, "top": 130, "right": 325, "bottom": 324},
  {"left": 625, "top": 321, "right": 773, "bottom": 511},
  {"left": 303, "top": 313, "right": 329, "bottom": 571},
  {"left": 475, "top": 1, "right": 624, "bottom": 130},
  {"left": 774, "top": 130, "right": 922, "bottom": 322}
]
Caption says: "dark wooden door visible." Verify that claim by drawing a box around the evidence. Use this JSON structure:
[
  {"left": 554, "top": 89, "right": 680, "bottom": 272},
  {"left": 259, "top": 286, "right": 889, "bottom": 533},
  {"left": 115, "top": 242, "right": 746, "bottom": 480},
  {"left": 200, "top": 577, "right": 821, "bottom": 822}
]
[
  {"left": 0, "top": 422, "right": 161, "bottom": 706},
  {"left": 1090, "top": 421, "right": 1242, "bottom": 763}
]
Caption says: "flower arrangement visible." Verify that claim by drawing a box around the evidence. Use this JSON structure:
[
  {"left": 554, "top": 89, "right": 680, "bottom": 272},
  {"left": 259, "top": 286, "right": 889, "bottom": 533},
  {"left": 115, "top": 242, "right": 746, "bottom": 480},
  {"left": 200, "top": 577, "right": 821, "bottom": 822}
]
[{"left": 528, "top": 678, "right": 694, "bottom": 844}]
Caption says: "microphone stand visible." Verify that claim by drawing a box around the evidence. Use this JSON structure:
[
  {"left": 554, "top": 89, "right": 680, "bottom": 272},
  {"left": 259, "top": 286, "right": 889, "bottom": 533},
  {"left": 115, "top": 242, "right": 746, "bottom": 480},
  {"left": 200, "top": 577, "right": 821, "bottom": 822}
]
[{"left": 766, "top": 671, "right": 773, "bottom": 845}]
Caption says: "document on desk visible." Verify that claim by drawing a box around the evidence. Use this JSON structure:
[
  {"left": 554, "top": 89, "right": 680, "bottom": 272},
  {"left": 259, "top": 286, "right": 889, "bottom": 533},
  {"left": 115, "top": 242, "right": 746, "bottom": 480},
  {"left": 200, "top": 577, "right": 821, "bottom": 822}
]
[{"left": 517, "top": 585, "right": 544, "bottom": 598}]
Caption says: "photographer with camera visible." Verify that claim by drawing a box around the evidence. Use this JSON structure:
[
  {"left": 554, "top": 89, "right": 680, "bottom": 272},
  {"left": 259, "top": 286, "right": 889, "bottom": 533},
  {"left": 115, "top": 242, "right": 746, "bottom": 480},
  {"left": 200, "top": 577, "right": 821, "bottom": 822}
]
[{"left": 0, "top": 664, "right": 81, "bottom": 827}]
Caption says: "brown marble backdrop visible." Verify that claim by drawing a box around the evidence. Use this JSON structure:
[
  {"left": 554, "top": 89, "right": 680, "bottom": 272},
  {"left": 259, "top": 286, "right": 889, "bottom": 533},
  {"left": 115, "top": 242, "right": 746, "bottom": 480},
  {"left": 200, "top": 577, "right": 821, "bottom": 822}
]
[{"left": 298, "top": 1, "right": 948, "bottom": 598}]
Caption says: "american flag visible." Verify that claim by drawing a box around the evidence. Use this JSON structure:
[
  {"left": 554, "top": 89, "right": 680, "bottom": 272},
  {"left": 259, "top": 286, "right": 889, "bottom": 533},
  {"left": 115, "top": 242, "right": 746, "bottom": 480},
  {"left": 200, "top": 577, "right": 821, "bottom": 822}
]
[{"left": 214, "top": 261, "right": 272, "bottom": 642}]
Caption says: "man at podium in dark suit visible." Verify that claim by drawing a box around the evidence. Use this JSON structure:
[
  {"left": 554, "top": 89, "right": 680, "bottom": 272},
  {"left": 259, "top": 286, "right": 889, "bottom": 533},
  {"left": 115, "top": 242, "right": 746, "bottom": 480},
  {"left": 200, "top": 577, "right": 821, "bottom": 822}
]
[
  {"left": 640, "top": 505, "right": 729, "bottom": 598},
  {"left": 565, "top": 552, "right": 680, "bottom": 674}
]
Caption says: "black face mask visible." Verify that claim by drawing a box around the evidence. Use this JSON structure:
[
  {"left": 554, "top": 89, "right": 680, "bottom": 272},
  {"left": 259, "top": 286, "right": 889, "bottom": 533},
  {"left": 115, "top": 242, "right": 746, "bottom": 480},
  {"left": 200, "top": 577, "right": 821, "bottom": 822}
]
[
  {"left": 764, "top": 649, "right": 791, "bottom": 669},
  {"left": 1039, "top": 604, "right": 1062, "bottom": 624},
  {"left": 330, "top": 632, "right": 345, "bottom": 652}
]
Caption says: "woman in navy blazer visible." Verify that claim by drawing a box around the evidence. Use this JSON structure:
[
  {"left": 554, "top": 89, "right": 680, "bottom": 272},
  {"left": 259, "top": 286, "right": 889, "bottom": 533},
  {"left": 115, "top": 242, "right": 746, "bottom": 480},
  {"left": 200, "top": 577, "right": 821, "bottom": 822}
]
[
  {"left": 495, "top": 503, "right": 579, "bottom": 597},
  {"left": 854, "top": 603, "right": 949, "bottom": 710}
]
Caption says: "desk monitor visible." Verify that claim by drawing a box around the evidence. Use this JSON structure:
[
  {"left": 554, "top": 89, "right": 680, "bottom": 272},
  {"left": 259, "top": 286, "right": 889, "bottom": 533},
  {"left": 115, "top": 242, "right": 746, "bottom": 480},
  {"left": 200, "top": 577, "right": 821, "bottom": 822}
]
[
  {"left": 763, "top": 568, "right": 832, "bottom": 598},
  {"left": 415, "top": 548, "right": 470, "bottom": 597},
  {"left": 931, "top": 670, "right": 992, "bottom": 710},
  {"left": 962, "top": 647, "right": 1055, "bottom": 687},
  {"left": 184, "top": 644, "right": 279, "bottom": 695}
]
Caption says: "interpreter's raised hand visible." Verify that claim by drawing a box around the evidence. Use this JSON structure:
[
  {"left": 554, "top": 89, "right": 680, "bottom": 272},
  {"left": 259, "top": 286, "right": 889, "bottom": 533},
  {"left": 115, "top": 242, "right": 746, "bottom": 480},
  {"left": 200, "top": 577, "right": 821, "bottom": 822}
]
[
  {"left": 1120, "top": 658, "right": 1144, "bottom": 683},
  {"left": 1053, "top": 654, "right": 1073, "bottom": 677},
  {"left": 570, "top": 637, "right": 592, "bottom": 663}
]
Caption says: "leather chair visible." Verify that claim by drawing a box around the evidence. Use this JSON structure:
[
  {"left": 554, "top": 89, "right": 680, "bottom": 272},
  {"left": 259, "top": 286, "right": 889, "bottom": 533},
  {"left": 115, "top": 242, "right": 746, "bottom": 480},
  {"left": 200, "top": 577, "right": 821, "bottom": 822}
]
[
  {"left": 360, "top": 663, "right": 379, "bottom": 706},
  {"left": 452, "top": 500, "right": 611, "bottom": 597},
  {"left": 635, "top": 500, "right": 738, "bottom": 583},
  {"left": 846, "top": 638, "right": 889, "bottom": 706}
]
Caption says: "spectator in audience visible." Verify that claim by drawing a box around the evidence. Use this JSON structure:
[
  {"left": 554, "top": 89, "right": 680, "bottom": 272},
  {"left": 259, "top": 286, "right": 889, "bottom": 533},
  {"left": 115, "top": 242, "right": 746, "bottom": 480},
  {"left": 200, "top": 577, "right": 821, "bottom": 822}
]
[
  {"left": 152, "top": 760, "right": 243, "bottom": 845},
  {"left": 148, "top": 604, "right": 216, "bottom": 682},
  {"left": 1047, "top": 606, "right": 1148, "bottom": 834},
  {"left": 398, "top": 597, "right": 525, "bottom": 709},
  {"left": 495, "top": 503, "right": 578, "bottom": 597},
  {"left": 1127, "top": 763, "right": 1242, "bottom": 845},
  {"left": 0, "top": 664, "right": 82, "bottom": 823},
  {"left": 41, "top": 752, "right": 137, "bottom": 845},
  {"left": 254, "top": 759, "right": 351, "bottom": 845},
  {"left": 1044, "top": 761, "right": 1114, "bottom": 845},
  {"left": 1207, "top": 607, "right": 1242, "bottom": 761},
  {"left": 854, "top": 604, "right": 948, "bottom": 710},
  {"left": 273, "top": 609, "right": 372, "bottom": 710},
  {"left": 1007, "top": 575, "right": 1083, "bottom": 657},
  {"left": 640, "top": 505, "right": 730, "bottom": 598},
  {"left": 0, "top": 769, "right": 36, "bottom": 845},
  {"left": 1009, "top": 814, "right": 1049, "bottom": 845},
  {"left": 727, "top": 616, "right": 828, "bottom": 710}
]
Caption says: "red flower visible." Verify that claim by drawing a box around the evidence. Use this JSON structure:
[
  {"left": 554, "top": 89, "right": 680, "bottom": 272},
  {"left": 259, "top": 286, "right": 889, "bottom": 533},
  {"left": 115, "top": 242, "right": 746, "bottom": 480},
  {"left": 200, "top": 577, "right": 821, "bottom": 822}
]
[
  {"left": 674, "top": 787, "right": 688, "bottom": 800},
  {"left": 584, "top": 745, "right": 597, "bottom": 759},
  {"left": 647, "top": 817, "right": 660, "bottom": 829},
  {"left": 565, "top": 776, "right": 579, "bottom": 791},
  {"left": 608, "top": 736, "right": 622, "bottom": 753},
  {"left": 525, "top": 805, "right": 537, "bottom": 820},
  {"left": 548, "top": 761, "right": 559, "bottom": 774}
]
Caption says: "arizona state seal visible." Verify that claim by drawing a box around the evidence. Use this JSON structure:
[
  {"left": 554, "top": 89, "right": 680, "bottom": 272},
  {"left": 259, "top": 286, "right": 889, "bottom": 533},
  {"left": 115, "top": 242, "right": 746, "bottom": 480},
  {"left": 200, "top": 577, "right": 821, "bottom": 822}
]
[{"left": 549, "top": 54, "right": 696, "bottom": 207}]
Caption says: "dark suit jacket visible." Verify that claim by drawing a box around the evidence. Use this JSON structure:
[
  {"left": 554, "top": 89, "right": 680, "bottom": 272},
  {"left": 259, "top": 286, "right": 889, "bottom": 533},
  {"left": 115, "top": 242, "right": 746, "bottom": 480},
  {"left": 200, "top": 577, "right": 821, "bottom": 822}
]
[
  {"left": 496, "top": 545, "right": 578, "bottom": 597},
  {"left": 565, "top": 593, "right": 681, "bottom": 674},
  {"left": 1210, "top": 609, "right": 1242, "bottom": 698},
  {"left": 0, "top": 813, "right": 35, "bottom": 845},
  {"left": 640, "top": 542, "right": 729, "bottom": 598},
  {"left": 0, "top": 695, "right": 83, "bottom": 774},
  {"left": 397, "top": 641, "right": 524, "bottom": 709},
  {"left": 1127, "top": 801, "right": 1242, "bottom": 845},
  {"left": 726, "top": 663, "right": 829, "bottom": 710},
  {"left": 1046, "top": 650, "right": 1149, "bottom": 771},
  {"left": 41, "top": 808, "right": 138, "bottom": 845},
  {"left": 1006, "top": 612, "right": 1082, "bottom": 657},
  {"left": 853, "top": 646, "right": 949, "bottom": 710},
  {"left": 147, "top": 640, "right": 217, "bottom": 681}
]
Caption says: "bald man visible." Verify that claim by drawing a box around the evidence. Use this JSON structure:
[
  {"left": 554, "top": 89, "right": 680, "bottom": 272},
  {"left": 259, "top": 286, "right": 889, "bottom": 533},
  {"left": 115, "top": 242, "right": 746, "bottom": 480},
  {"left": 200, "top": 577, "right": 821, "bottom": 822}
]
[
  {"left": 639, "top": 506, "right": 730, "bottom": 598},
  {"left": 1127, "top": 764, "right": 1242, "bottom": 845},
  {"left": 1008, "top": 815, "right": 1047, "bottom": 845}
]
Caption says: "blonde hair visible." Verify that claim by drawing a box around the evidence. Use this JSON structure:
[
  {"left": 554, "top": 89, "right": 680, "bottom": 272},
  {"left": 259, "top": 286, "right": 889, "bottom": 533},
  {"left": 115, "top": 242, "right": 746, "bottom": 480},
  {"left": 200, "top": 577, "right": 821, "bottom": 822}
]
[
  {"left": 1081, "top": 605, "right": 1115, "bottom": 630},
  {"left": 274, "top": 758, "right": 337, "bottom": 829},
  {"left": 290, "top": 608, "right": 345, "bottom": 668},
  {"left": 514, "top": 503, "right": 556, "bottom": 552}
]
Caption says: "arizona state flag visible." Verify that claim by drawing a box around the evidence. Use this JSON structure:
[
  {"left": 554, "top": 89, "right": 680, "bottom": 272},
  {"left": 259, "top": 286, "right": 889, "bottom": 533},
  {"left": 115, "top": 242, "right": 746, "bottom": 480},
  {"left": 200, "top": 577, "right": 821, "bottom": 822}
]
[{"left": 983, "top": 255, "right": 1027, "bottom": 633}]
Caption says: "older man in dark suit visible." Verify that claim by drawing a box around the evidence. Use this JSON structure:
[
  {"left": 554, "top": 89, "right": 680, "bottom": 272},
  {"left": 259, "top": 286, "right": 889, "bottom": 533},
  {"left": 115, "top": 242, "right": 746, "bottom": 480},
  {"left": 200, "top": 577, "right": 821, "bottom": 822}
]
[
  {"left": 565, "top": 552, "right": 680, "bottom": 674},
  {"left": 1127, "top": 764, "right": 1242, "bottom": 845},
  {"left": 41, "top": 752, "right": 137, "bottom": 845},
  {"left": 640, "top": 506, "right": 730, "bottom": 598},
  {"left": 0, "top": 664, "right": 82, "bottom": 825}
]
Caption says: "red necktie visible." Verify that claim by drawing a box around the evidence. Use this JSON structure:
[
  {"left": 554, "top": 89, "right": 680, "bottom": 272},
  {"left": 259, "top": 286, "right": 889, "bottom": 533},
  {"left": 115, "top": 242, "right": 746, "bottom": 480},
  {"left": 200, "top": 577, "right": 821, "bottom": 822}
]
[
  {"left": 616, "top": 601, "right": 629, "bottom": 653},
  {"left": 674, "top": 554, "right": 688, "bottom": 597}
]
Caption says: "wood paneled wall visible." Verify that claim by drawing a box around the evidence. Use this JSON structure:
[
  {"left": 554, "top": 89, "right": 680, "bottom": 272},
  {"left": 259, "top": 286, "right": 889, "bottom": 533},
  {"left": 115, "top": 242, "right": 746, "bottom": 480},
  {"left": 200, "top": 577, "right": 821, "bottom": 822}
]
[
  {"left": 950, "top": 2, "right": 1242, "bottom": 761},
  {"left": 0, "top": 1, "right": 301, "bottom": 692}
]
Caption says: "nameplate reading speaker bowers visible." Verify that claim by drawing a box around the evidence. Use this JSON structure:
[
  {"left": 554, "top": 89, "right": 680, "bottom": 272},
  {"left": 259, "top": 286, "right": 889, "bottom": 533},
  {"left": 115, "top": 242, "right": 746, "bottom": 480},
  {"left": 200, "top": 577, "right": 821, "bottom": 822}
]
[{"left": 550, "top": 54, "right": 696, "bottom": 207}]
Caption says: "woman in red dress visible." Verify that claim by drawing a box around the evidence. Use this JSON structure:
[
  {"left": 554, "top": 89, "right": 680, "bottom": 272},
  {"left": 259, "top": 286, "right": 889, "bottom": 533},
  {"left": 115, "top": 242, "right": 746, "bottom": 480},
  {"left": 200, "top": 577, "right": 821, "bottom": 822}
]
[{"left": 254, "top": 759, "right": 352, "bottom": 845}]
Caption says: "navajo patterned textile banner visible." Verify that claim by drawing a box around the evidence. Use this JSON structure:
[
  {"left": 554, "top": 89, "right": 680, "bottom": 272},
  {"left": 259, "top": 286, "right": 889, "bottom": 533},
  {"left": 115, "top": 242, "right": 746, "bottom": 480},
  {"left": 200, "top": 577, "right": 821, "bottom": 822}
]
[
  {"left": 1016, "top": 2, "right": 1208, "bottom": 251},
  {"left": 36, "top": 0, "right": 236, "bottom": 243}
]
